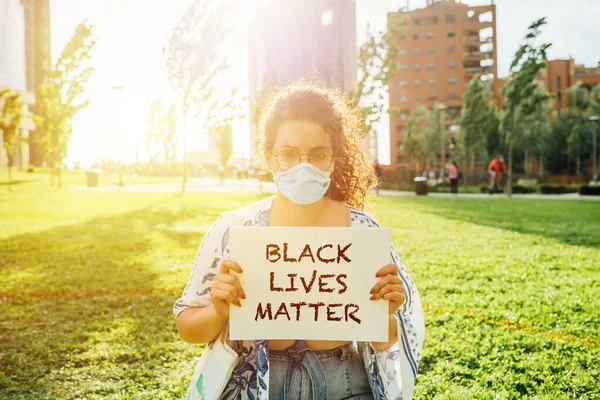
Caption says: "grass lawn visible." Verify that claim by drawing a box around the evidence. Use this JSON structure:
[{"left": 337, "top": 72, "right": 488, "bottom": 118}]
[{"left": 1, "top": 170, "right": 599, "bottom": 399}]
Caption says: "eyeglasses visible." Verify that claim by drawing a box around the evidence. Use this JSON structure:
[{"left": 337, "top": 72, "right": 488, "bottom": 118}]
[{"left": 273, "top": 149, "right": 334, "bottom": 171}]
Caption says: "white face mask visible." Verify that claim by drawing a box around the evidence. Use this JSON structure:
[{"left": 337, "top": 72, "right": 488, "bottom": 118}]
[{"left": 273, "top": 163, "right": 331, "bottom": 205}]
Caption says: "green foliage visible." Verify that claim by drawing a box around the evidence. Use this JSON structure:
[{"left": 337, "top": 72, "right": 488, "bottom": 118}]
[
  {"left": 31, "top": 21, "right": 95, "bottom": 186},
  {"left": 145, "top": 100, "right": 178, "bottom": 169},
  {"left": 458, "top": 76, "right": 498, "bottom": 174},
  {"left": 500, "top": 17, "right": 551, "bottom": 195},
  {"left": 401, "top": 107, "right": 428, "bottom": 165},
  {"left": 164, "top": 0, "right": 232, "bottom": 191},
  {"left": 350, "top": 11, "right": 404, "bottom": 136},
  {"left": 0, "top": 176, "right": 599, "bottom": 398},
  {"left": 211, "top": 122, "right": 233, "bottom": 168},
  {"left": 0, "top": 90, "right": 24, "bottom": 180}
]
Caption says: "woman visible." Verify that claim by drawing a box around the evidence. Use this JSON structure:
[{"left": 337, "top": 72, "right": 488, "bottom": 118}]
[
  {"left": 174, "top": 81, "right": 425, "bottom": 400},
  {"left": 445, "top": 160, "right": 460, "bottom": 194}
]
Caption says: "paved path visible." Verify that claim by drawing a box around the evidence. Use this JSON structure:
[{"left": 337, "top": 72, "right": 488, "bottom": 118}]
[{"left": 78, "top": 178, "right": 600, "bottom": 200}]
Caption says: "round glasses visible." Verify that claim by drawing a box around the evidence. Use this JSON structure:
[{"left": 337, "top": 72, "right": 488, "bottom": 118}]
[{"left": 273, "top": 149, "right": 334, "bottom": 171}]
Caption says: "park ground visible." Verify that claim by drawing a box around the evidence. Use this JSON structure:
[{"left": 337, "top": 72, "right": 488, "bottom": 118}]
[{"left": 0, "top": 170, "right": 598, "bottom": 399}]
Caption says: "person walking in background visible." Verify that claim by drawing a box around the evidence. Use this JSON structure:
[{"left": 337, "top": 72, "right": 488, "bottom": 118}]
[{"left": 445, "top": 160, "right": 460, "bottom": 194}]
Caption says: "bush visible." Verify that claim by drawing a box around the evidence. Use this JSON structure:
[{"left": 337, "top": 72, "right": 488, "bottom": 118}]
[
  {"left": 538, "top": 184, "right": 579, "bottom": 194},
  {"left": 579, "top": 185, "right": 600, "bottom": 196},
  {"left": 512, "top": 185, "right": 537, "bottom": 194}
]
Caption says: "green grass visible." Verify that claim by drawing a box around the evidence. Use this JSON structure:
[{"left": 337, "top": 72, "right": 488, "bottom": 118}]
[{"left": 1, "top": 170, "right": 599, "bottom": 399}]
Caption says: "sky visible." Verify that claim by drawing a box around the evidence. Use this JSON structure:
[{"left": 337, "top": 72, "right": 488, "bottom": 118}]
[{"left": 50, "top": 0, "right": 600, "bottom": 167}]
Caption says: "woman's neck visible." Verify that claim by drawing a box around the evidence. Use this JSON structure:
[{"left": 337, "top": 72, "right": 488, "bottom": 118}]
[{"left": 270, "top": 193, "right": 329, "bottom": 227}]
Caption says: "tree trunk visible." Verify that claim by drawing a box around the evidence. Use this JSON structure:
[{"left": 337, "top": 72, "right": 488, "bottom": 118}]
[
  {"left": 181, "top": 113, "right": 188, "bottom": 193},
  {"left": 508, "top": 143, "right": 513, "bottom": 197},
  {"left": 524, "top": 150, "right": 529, "bottom": 177}
]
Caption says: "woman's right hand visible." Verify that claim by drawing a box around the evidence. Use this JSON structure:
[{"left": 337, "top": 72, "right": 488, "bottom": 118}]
[{"left": 210, "top": 259, "right": 246, "bottom": 318}]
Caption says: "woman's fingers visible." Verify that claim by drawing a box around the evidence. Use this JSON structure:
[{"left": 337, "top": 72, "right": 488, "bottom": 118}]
[
  {"left": 220, "top": 259, "right": 243, "bottom": 274},
  {"left": 215, "top": 273, "right": 246, "bottom": 299},
  {"left": 370, "top": 273, "right": 402, "bottom": 298},
  {"left": 211, "top": 284, "right": 241, "bottom": 307},
  {"left": 375, "top": 263, "right": 397, "bottom": 278},
  {"left": 376, "top": 284, "right": 405, "bottom": 300}
]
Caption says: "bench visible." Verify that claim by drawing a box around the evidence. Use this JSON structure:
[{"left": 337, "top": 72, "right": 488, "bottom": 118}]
[{"left": 517, "top": 178, "right": 538, "bottom": 186}]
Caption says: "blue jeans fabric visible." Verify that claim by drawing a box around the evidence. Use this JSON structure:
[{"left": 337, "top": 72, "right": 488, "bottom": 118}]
[{"left": 268, "top": 341, "right": 374, "bottom": 400}]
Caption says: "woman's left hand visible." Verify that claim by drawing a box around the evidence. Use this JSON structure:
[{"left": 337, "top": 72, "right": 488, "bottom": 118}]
[{"left": 370, "top": 264, "right": 405, "bottom": 315}]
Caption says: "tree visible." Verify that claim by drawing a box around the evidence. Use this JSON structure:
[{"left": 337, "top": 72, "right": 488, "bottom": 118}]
[
  {"left": 401, "top": 107, "right": 428, "bottom": 170},
  {"left": 566, "top": 81, "right": 590, "bottom": 175},
  {"left": 482, "top": 103, "right": 501, "bottom": 165},
  {"left": 144, "top": 100, "right": 178, "bottom": 176},
  {"left": 422, "top": 105, "right": 443, "bottom": 169},
  {"left": 164, "top": 0, "right": 232, "bottom": 192},
  {"left": 350, "top": 11, "right": 404, "bottom": 138},
  {"left": 144, "top": 99, "right": 164, "bottom": 170},
  {"left": 212, "top": 122, "right": 233, "bottom": 171},
  {"left": 519, "top": 82, "right": 553, "bottom": 177},
  {"left": 31, "top": 21, "right": 95, "bottom": 186},
  {"left": 500, "top": 17, "right": 551, "bottom": 196},
  {"left": 0, "top": 90, "right": 24, "bottom": 181},
  {"left": 457, "top": 75, "right": 495, "bottom": 184},
  {"left": 206, "top": 88, "right": 245, "bottom": 182}
]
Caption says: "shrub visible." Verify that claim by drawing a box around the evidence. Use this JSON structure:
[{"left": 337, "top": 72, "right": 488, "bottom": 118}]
[
  {"left": 579, "top": 185, "right": 600, "bottom": 196},
  {"left": 538, "top": 184, "right": 579, "bottom": 194},
  {"left": 512, "top": 185, "right": 537, "bottom": 194}
]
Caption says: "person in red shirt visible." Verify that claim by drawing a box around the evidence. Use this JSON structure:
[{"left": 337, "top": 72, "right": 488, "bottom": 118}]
[{"left": 487, "top": 154, "right": 508, "bottom": 192}]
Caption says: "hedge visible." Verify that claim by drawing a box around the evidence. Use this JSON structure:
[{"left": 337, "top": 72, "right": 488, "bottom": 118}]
[
  {"left": 579, "top": 185, "right": 600, "bottom": 196},
  {"left": 538, "top": 184, "right": 579, "bottom": 194}
]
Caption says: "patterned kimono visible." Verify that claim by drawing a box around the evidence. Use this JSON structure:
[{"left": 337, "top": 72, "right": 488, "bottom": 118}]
[{"left": 174, "top": 197, "right": 425, "bottom": 400}]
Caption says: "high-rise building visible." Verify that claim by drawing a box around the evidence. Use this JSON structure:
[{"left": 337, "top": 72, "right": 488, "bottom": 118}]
[
  {"left": 388, "top": 0, "right": 497, "bottom": 175},
  {"left": 23, "top": 0, "right": 52, "bottom": 166},
  {"left": 248, "top": 0, "right": 357, "bottom": 162}
]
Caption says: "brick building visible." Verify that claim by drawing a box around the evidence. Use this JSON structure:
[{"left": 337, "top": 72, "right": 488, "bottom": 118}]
[{"left": 388, "top": 0, "right": 497, "bottom": 178}]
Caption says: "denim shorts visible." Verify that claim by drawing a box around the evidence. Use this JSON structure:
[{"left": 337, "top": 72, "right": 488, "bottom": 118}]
[{"left": 268, "top": 340, "right": 374, "bottom": 400}]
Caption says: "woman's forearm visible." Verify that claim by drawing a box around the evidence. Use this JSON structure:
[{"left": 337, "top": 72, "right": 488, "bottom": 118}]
[
  {"left": 371, "top": 314, "right": 399, "bottom": 351},
  {"left": 176, "top": 305, "right": 228, "bottom": 344}
]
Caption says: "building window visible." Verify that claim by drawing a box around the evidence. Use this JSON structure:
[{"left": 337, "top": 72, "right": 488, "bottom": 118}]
[
  {"left": 322, "top": 10, "right": 333, "bottom": 26},
  {"left": 400, "top": 95, "right": 408, "bottom": 103},
  {"left": 426, "top": 32, "right": 435, "bottom": 39},
  {"left": 400, "top": 65, "right": 408, "bottom": 71},
  {"left": 448, "top": 61, "right": 457, "bottom": 69},
  {"left": 414, "top": 79, "right": 421, "bottom": 85},
  {"left": 557, "top": 93, "right": 562, "bottom": 111},
  {"left": 413, "top": 49, "right": 420, "bottom": 55},
  {"left": 448, "top": 93, "right": 458, "bottom": 99},
  {"left": 415, "top": 95, "right": 421, "bottom": 101},
  {"left": 427, "top": 63, "right": 435, "bottom": 70},
  {"left": 448, "top": 46, "right": 456, "bottom": 54},
  {"left": 428, "top": 93, "right": 437, "bottom": 100},
  {"left": 428, "top": 78, "right": 436, "bottom": 85},
  {"left": 400, "top": 80, "right": 408, "bottom": 87},
  {"left": 557, "top": 75, "right": 562, "bottom": 91},
  {"left": 446, "top": 14, "right": 456, "bottom": 23},
  {"left": 399, "top": 49, "right": 407, "bottom": 56},
  {"left": 427, "top": 48, "right": 435, "bottom": 54},
  {"left": 413, "top": 64, "right": 420, "bottom": 70},
  {"left": 413, "top": 33, "right": 419, "bottom": 40},
  {"left": 400, "top": 110, "right": 410, "bottom": 120},
  {"left": 399, "top": 35, "right": 406, "bottom": 40},
  {"left": 397, "top": 125, "right": 404, "bottom": 133},
  {"left": 448, "top": 77, "right": 457, "bottom": 84},
  {"left": 447, "top": 31, "right": 456, "bottom": 38}
]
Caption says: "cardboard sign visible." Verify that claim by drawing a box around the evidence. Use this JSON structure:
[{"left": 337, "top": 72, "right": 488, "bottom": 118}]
[{"left": 228, "top": 227, "right": 390, "bottom": 342}]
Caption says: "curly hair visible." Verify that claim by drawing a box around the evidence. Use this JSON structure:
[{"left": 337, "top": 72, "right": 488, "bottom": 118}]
[{"left": 258, "top": 80, "right": 377, "bottom": 210}]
